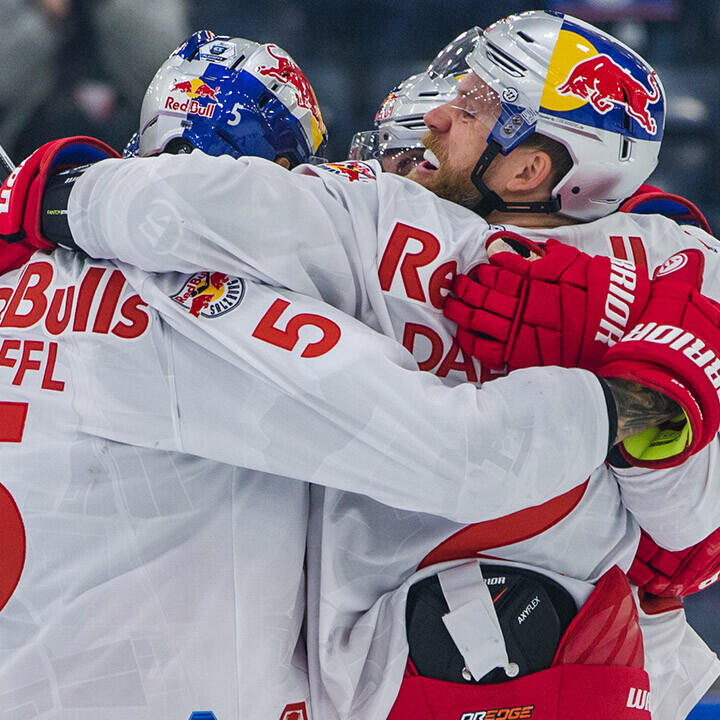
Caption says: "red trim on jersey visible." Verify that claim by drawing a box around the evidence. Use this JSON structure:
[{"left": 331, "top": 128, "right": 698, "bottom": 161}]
[
  {"left": 418, "top": 480, "right": 589, "bottom": 569},
  {"left": 609, "top": 235, "right": 647, "bottom": 268}
]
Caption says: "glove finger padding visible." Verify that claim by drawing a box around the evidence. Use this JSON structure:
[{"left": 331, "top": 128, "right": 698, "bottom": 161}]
[
  {"left": 0, "top": 136, "right": 119, "bottom": 251},
  {"left": 598, "top": 250, "right": 720, "bottom": 468},
  {"left": 445, "top": 235, "right": 650, "bottom": 374},
  {"left": 629, "top": 527, "right": 720, "bottom": 597}
]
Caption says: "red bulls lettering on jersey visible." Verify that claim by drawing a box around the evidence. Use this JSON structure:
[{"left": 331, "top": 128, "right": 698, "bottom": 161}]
[
  {"left": 0, "top": 262, "right": 150, "bottom": 339},
  {"left": 378, "top": 222, "right": 457, "bottom": 309}
]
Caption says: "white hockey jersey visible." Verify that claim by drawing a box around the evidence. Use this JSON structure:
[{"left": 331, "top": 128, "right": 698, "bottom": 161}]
[{"left": 66, "top": 153, "right": 720, "bottom": 719}]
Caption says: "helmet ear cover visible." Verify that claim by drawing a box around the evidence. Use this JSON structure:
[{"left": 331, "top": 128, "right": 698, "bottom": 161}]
[{"left": 163, "top": 138, "right": 195, "bottom": 155}]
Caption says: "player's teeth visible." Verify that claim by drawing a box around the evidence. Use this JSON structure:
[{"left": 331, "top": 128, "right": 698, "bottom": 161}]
[{"left": 423, "top": 149, "right": 439, "bottom": 169}]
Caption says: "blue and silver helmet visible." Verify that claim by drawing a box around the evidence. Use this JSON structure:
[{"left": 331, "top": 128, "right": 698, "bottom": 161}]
[{"left": 127, "top": 30, "right": 327, "bottom": 166}]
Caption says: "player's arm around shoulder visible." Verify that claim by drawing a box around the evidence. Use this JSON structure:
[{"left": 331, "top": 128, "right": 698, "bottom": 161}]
[
  {"left": 119, "top": 261, "right": 611, "bottom": 521},
  {"left": 67, "top": 152, "right": 377, "bottom": 312}
]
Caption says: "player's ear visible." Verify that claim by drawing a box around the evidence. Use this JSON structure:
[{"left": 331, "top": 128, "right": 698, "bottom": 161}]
[
  {"left": 274, "top": 156, "right": 292, "bottom": 170},
  {"left": 506, "top": 148, "right": 553, "bottom": 193}
]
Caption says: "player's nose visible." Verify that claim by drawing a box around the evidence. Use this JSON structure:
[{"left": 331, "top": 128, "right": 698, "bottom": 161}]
[{"left": 424, "top": 103, "right": 451, "bottom": 133}]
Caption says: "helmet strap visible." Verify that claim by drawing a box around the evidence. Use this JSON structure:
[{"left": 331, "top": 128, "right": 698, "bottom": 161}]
[{"left": 470, "top": 140, "right": 561, "bottom": 217}]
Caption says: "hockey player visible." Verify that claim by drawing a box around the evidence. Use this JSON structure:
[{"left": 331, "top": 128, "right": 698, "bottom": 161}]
[
  {"left": 0, "top": 30, "right": 331, "bottom": 719},
  {"left": 3, "top": 10, "right": 720, "bottom": 720},
  {"left": 347, "top": 71, "right": 456, "bottom": 176}
]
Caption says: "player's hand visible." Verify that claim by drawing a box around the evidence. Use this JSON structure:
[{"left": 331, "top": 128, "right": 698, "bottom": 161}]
[
  {"left": 598, "top": 250, "right": 720, "bottom": 468},
  {"left": 629, "top": 527, "right": 720, "bottom": 596},
  {"left": 444, "top": 234, "right": 650, "bottom": 373},
  {"left": 0, "top": 136, "right": 119, "bottom": 251}
]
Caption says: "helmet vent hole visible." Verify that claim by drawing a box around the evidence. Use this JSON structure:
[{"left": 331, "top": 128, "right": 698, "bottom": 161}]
[
  {"left": 231, "top": 54, "right": 246, "bottom": 70},
  {"left": 571, "top": 186, "right": 580, "bottom": 195},
  {"left": 271, "top": 83, "right": 279, "bottom": 91},
  {"left": 517, "top": 31, "right": 535, "bottom": 43},
  {"left": 485, "top": 45, "right": 526, "bottom": 78},
  {"left": 619, "top": 136, "right": 632, "bottom": 161},
  {"left": 258, "top": 93, "right": 271, "bottom": 109}
]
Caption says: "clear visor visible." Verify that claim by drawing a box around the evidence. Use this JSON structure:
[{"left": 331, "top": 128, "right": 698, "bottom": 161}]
[
  {"left": 428, "top": 27, "right": 539, "bottom": 152},
  {"left": 427, "top": 27, "right": 479, "bottom": 80},
  {"left": 377, "top": 147, "right": 425, "bottom": 176},
  {"left": 347, "top": 130, "right": 377, "bottom": 161}
]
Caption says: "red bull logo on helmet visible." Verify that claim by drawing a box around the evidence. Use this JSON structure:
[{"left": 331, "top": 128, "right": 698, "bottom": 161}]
[
  {"left": 166, "top": 77, "right": 220, "bottom": 119},
  {"left": 557, "top": 54, "right": 661, "bottom": 134},
  {"left": 540, "top": 27, "right": 663, "bottom": 138},
  {"left": 257, "top": 45, "right": 326, "bottom": 152},
  {"left": 375, "top": 92, "right": 398, "bottom": 124},
  {"left": 171, "top": 272, "right": 245, "bottom": 318}
]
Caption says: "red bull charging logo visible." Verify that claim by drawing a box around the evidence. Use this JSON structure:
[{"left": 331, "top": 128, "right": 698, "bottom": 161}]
[
  {"left": 171, "top": 272, "right": 245, "bottom": 318},
  {"left": 556, "top": 54, "right": 661, "bottom": 134},
  {"left": 319, "top": 161, "right": 377, "bottom": 183},
  {"left": 165, "top": 78, "right": 219, "bottom": 119},
  {"left": 257, "top": 45, "right": 326, "bottom": 151},
  {"left": 375, "top": 92, "right": 398, "bottom": 124}
]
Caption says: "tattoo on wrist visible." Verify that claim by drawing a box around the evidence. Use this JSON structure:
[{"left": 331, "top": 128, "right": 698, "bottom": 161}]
[{"left": 605, "top": 377, "right": 682, "bottom": 445}]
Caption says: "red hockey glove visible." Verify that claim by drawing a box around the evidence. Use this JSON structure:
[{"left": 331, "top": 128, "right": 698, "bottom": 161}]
[
  {"left": 444, "top": 234, "right": 650, "bottom": 373},
  {"left": 0, "top": 136, "right": 119, "bottom": 251},
  {"left": 598, "top": 249, "right": 720, "bottom": 468},
  {"left": 628, "top": 527, "right": 720, "bottom": 597}
]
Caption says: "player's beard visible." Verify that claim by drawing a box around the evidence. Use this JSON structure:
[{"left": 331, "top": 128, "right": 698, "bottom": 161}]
[{"left": 407, "top": 132, "right": 482, "bottom": 210}]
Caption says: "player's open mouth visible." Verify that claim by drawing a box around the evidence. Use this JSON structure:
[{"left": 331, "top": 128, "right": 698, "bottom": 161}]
[{"left": 416, "top": 148, "right": 439, "bottom": 174}]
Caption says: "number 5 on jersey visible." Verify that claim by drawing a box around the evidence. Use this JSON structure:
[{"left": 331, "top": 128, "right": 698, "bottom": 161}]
[{"left": 252, "top": 299, "right": 341, "bottom": 358}]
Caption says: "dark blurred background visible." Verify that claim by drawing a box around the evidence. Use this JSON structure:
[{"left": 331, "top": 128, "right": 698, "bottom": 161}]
[
  {"left": 3, "top": 0, "right": 720, "bottom": 231},
  {"left": 1, "top": 0, "right": 718, "bottom": 711}
]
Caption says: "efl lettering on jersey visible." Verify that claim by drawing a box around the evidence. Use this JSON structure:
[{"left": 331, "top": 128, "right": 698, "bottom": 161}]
[
  {"left": 0, "top": 261, "right": 150, "bottom": 340},
  {"left": 458, "top": 705, "right": 535, "bottom": 720},
  {"left": 0, "top": 338, "right": 65, "bottom": 391}
]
